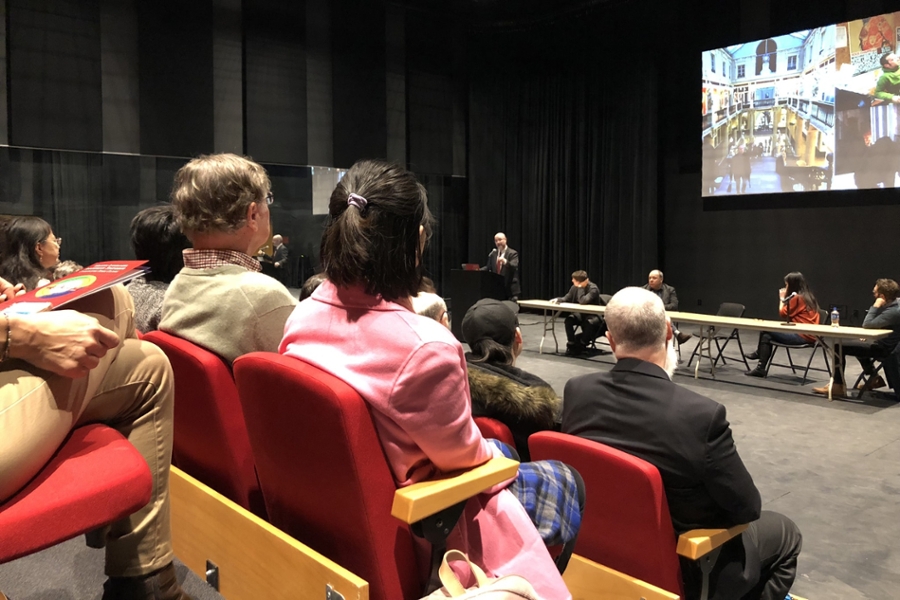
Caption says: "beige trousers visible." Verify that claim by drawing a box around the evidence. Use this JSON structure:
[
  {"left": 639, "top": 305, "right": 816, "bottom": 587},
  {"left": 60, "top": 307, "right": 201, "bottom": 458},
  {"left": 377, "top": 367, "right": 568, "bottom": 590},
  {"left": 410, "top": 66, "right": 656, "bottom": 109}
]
[{"left": 0, "top": 286, "right": 174, "bottom": 577}]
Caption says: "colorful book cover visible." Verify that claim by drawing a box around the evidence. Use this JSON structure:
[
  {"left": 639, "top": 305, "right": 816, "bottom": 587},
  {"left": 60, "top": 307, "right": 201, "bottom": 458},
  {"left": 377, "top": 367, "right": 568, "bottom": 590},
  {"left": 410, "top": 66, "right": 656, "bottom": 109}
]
[{"left": 0, "top": 260, "right": 148, "bottom": 315}]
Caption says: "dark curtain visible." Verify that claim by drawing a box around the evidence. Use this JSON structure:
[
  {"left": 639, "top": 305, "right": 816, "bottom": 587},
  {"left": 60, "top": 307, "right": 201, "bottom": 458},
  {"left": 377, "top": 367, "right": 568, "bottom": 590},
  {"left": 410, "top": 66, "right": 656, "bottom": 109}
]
[{"left": 467, "top": 25, "right": 659, "bottom": 300}]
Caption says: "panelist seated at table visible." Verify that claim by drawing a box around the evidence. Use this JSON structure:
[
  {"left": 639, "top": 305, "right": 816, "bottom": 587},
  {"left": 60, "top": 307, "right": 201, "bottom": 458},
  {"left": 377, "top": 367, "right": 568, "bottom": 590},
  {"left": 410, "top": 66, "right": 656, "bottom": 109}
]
[
  {"left": 551, "top": 270, "right": 606, "bottom": 356},
  {"left": 745, "top": 272, "right": 820, "bottom": 378},
  {"left": 643, "top": 269, "right": 692, "bottom": 345},
  {"left": 813, "top": 278, "right": 900, "bottom": 397}
]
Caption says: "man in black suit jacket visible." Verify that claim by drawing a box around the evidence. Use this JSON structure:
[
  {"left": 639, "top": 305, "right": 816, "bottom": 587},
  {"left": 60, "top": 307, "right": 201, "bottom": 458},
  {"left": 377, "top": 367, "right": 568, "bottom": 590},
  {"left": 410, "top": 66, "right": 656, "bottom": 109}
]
[
  {"left": 483, "top": 232, "right": 520, "bottom": 301},
  {"left": 552, "top": 269, "right": 606, "bottom": 356},
  {"left": 272, "top": 234, "right": 289, "bottom": 286},
  {"left": 643, "top": 269, "right": 692, "bottom": 344},
  {"left": 562, "top": 287, "right": 802, "bottom": 600}
]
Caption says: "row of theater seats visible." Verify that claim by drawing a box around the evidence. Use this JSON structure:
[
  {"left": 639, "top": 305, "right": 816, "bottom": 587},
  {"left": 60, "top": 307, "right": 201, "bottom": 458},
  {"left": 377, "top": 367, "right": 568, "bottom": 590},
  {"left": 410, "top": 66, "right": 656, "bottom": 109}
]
[
  {"left": 0, "top": 328, "right": 745, "bottom": 600},
  {"left": 144, "top": 330, "right": 746, "bottom": 600}
]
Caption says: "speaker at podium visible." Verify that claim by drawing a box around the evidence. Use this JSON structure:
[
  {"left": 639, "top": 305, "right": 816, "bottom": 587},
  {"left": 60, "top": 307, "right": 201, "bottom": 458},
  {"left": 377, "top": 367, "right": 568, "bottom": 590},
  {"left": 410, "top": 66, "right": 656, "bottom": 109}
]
[{"left": 449, "top": 268, "right": 508, "bottom": 342}]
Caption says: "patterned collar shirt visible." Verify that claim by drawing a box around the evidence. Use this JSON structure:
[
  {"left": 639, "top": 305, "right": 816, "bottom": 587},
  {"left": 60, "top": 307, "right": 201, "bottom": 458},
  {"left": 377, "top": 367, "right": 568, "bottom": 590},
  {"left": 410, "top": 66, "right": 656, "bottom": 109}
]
[{"left": 182, "top": 248, "right": 262, "bottom": 273}]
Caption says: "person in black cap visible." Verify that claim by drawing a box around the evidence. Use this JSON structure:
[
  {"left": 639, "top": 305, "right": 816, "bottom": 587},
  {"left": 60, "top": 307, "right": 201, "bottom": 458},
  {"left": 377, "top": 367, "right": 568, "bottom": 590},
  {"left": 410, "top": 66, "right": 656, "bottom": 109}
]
[{"left": 462, "top": 298, "right": 561, "bottom": 461}]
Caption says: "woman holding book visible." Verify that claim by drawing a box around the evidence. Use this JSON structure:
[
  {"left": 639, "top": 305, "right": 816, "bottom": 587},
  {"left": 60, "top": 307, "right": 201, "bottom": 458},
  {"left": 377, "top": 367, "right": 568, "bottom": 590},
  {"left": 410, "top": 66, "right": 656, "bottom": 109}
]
[{"left": 0, "top": 216, "right": 61, "bottom": 290}]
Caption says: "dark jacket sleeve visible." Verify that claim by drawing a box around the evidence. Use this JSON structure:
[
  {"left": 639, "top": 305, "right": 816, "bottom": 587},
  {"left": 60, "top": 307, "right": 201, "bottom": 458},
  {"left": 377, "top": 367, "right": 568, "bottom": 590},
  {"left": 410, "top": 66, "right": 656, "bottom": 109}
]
[
  {"left": 561, "top": 285, "right": 577, "bottom": 303},
  {"left": 579, "top": 283, "right": 601, "bottom": 305},
  {"left": 703, "top": 404, "right": 761, "bottom": 525},
  {"left": 506, "top": 248, "right": 519, "bottom": 271},
  {"left": 664, "top": 285, "right": 679, "bottom": 311}
]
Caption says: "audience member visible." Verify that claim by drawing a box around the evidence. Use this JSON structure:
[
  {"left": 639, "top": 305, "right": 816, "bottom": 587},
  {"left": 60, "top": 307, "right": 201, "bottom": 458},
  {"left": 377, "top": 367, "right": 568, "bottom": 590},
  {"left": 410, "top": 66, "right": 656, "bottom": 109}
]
[
  {"left": 0, "top": 216, "right": 61, "bottom": 290},
  {"left": 643, "top": 269, "right": 692, "bottom": 344},
  {"left": 412, "top": 291, "right": 450, "bottom": 328},
  {"left": 462, "top": 298, "right": 561, "bottom": 461},
  {"left": 552, "top": 269, "right": 605, "bottom": 356},
  {"left": 814, "top": 278, "right": 900, "bottom": 396},
  {"left": 159, "top": 153, "right": 296, "bottom": 363},
  {"left": 482, "top": 232, "right": 520, "bottom": 301},
  {"left": 0, "top": 277, "right": 188, "bottom": 600},
  {"left": 52, "top": 260, "right": 83, "bottom": 279},
  {"left": 298, "top": 272, "right": 327, "bottom": 302},
  {"left": 745, "top": 271, "right": 820, "bottom": 378},
  {"left": 419, "top": 275, "right": 437, "bottom": 294},
  {"left": 127, "top": 205, "right": 190, "bottom": 333},
  {"left": 562, "top": 286, "right": 802, "bottom": 600},
  {"left": 280, "top": 159, "right": 582, "bottom": 595}
]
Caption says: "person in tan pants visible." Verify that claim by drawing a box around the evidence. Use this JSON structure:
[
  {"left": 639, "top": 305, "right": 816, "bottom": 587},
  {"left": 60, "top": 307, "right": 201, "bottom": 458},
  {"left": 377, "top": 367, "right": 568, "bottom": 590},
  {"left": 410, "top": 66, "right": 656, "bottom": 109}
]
[{"left": 0, "top": 279, "right": 189, "bottom": 600}]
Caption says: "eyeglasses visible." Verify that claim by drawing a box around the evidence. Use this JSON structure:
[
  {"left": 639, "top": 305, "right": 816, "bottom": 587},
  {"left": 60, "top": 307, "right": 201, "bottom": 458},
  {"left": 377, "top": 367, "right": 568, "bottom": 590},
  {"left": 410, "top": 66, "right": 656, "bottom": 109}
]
[
  {"left": 265, "top": 192, "right": 274, "bottom": 205},
  {"left": 43, "top": 237, "right": 61, "bottom": 247}
]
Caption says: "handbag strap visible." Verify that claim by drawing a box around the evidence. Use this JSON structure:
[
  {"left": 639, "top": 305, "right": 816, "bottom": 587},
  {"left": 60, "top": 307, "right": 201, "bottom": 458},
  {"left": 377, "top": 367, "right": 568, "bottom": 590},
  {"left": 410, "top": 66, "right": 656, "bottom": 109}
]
[{"left": 438, "top": 549, "right": 491, "bottom": 597}]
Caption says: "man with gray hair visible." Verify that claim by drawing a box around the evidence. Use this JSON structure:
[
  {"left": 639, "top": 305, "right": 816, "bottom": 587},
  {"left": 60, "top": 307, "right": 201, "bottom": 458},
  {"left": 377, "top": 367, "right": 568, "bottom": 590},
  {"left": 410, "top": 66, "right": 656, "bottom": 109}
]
[
  {"left": 562, "top": 287, "right": 802, "bottom": 600},
  {"left": 160, "top": 153, "right": 296, "bottom": 363},
  {"left": 412, "top": 291, "right": 450, "bottom": 329}
]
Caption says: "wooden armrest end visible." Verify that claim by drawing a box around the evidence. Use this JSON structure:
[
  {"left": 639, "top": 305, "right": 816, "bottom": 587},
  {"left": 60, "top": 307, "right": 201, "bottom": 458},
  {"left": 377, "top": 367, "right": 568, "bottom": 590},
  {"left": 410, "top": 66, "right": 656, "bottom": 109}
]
[
  {"left": 676, "top": 524, "right": 748, "bottom": 560},
  {"left": 391, "top": 456, "right": 519, "bottom": 524},
  {"left": 563, "top": 554, "right": 679, "bottom": 600}
]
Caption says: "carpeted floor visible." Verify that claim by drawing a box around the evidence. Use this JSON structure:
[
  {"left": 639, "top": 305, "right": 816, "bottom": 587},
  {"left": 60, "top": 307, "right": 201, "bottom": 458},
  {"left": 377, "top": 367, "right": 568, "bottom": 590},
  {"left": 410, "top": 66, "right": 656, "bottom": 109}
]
[
  {"left": 515, "top": 316, "right": 900, "bottom": 600},
  {"left": 2, "top": 315, "right": 897, "bottom": 599}
]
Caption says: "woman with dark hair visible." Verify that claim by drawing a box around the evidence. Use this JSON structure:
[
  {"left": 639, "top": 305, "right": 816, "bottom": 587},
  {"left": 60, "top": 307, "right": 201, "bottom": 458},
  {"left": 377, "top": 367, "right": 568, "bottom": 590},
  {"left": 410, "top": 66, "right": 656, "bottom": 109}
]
[
  {"left": 280, "top": 160, "right": 580, "bottom": 597},
  {"left": 126, "top": 205, "right": 191, "bottom": 333},
  {"left": 0, "top": 216, "right": 60, "bottom": 290},
  {"left": 745, "top": 271, "right": 820, "bottom": 377},
  {"left": 463, "top": 298, "right": 561, "bottom": 461}
]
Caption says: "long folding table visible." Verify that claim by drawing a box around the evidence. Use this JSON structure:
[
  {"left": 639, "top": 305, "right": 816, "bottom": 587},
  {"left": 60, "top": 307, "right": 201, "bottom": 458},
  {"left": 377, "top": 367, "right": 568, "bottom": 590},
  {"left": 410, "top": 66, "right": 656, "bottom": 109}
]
[{"left": 517, "top": 299, "right": 893, "bottom": 401}]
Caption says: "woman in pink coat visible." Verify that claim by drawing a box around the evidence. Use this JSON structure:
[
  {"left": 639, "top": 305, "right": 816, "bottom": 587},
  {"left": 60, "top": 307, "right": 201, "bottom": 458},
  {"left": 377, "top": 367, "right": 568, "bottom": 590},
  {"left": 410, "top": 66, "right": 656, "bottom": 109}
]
[{"left": 280, "top": 160, "right": 578, "bottom": 599}]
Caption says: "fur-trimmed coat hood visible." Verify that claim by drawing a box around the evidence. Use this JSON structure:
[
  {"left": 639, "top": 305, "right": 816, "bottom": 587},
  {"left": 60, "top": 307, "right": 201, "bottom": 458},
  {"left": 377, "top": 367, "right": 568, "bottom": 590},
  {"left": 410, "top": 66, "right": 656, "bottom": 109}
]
[{"left": 467, "top": 360, "right": 561, "bottom": 459}]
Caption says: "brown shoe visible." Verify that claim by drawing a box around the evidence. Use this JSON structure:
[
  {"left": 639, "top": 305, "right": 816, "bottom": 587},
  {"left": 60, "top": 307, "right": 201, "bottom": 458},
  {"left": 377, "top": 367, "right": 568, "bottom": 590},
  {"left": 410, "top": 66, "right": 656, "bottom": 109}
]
[
  {"left": 857, "top": 375, "right": 886, "bottom": 391},
  {"left": 813, "top": 383, "right": 846, "bottom": 397},
  {"left": 676, "top": 331, "right": 693, "bottom": 345},
  {"left": 102, "top": 562, "right": 192, "bottom": 600}
]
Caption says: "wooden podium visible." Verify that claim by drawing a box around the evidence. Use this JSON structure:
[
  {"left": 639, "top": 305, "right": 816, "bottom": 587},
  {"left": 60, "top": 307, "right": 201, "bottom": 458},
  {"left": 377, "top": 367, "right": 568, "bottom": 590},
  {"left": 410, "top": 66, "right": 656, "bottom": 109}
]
[{"left": 449, "top": 269, "right": 508, "bottom": 341}]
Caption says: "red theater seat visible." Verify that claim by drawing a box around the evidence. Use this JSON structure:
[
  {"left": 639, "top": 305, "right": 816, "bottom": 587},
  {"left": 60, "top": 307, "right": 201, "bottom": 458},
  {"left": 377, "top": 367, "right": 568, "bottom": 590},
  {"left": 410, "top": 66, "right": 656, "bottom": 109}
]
[
  {"left": 233, "top": 352, "right": 421, "bottom": 600},
  {"left": 0, "top": 424, "right": 151, "bottom": 563},
  {"left": 473, "top": 416, "right": 516, "bottom": 448},
  {"left": 530, "top": 431, "right": 747, "bottom": 599},
  {"left": 143, "top": 331, "right": 265, "bottom": 518}
]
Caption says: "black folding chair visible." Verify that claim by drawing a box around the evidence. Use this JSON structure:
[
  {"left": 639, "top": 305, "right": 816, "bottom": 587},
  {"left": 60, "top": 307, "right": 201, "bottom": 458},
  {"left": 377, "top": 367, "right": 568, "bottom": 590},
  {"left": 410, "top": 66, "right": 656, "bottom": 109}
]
[
  {"left": 765, "top": 309, "right": 831, "bottom": 384},
  {"left": 853, "top": 361, "right": 887, "bottom": 398},
  {"left": 686, "top": 302, "right": 750, "bottom": 371}
]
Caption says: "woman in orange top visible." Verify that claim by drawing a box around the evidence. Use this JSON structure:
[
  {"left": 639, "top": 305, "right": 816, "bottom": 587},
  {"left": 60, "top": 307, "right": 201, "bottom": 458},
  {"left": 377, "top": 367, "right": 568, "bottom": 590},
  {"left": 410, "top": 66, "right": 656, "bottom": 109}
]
[{"left": 745, "top": 272, "right": 820, "bottom": 377}]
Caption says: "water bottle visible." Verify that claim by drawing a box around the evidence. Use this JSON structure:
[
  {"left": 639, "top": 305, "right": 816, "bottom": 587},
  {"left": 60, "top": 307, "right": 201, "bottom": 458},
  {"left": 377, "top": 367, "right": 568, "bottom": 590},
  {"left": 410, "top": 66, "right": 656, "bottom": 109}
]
[{"left": 830, "top": 306, "right": 840, "bottom": 328}]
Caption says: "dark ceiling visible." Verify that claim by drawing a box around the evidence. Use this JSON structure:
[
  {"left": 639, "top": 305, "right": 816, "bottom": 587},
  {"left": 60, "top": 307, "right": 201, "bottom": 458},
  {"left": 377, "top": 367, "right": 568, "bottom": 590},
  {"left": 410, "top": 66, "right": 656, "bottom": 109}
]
[{"left": 394, "top": 0, "right": 631, "bottom": 31}]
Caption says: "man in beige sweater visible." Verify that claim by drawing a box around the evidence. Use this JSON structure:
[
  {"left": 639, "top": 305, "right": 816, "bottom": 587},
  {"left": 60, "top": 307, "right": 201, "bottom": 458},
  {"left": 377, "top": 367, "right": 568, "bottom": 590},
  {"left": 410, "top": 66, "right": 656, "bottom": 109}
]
[{"left": 160, "top": 154, "right": 296, "bottom": 363}]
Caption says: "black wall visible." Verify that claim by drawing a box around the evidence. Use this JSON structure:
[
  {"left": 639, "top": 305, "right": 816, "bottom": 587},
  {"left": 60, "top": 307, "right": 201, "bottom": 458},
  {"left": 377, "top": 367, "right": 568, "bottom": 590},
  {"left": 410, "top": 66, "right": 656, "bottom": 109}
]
[
  {"left": 465, "top": 0, "right": 900, "bottom": 319},
  {"left": 0, "top": 0, "right": 467, "bottom": 295},
  {"left": 3, "top": 0, "right": 895, "bottom": 313}
]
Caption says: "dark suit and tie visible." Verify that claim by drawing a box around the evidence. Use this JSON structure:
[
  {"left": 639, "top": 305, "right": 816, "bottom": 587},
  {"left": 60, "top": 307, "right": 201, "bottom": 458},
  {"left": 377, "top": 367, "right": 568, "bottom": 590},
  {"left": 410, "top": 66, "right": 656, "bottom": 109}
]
[
  {"left": 484, "top": 246, "right": 520, "bottom": 300},
  {"left": 273, "top": 242, "right": 289, "bottom": 286}
]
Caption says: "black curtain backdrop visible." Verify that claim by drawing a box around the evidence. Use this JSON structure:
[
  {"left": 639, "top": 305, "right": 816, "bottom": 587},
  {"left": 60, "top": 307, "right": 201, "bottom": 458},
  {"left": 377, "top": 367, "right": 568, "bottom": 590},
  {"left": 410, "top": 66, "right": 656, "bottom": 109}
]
[{"left": 467, "top": 21, "right": 659, "bottom": 301}]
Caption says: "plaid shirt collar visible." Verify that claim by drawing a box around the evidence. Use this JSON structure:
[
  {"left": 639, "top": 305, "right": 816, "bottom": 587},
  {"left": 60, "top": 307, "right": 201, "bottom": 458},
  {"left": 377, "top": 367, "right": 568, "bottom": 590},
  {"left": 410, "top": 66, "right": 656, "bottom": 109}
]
[{"left": 182, "top": 248, "right": 262, "bottom": 273}]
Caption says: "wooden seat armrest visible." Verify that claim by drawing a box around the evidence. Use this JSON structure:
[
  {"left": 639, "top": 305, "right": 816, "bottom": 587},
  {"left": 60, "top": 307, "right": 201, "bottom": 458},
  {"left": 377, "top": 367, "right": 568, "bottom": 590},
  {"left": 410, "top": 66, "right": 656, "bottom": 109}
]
[
  {"left": 563, "top": 554, "right": 679, "bottom": 600},
  {"left": 676, "top": 524, "right": 749, "bottom": 560},
  {"left": 391, "top": 456, "right": 519, "bottom": 524}
]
